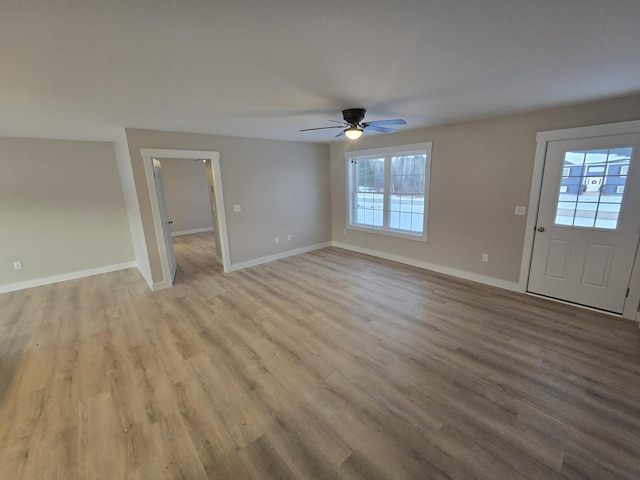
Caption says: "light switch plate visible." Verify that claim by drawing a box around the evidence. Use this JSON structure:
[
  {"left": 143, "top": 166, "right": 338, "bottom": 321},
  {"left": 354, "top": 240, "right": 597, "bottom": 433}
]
[
  {"left": 233, "top": 204, "right": 241, "bottom": 213},
  {"left": 515, "top": 206, "right": 526, "bottom": 215}
]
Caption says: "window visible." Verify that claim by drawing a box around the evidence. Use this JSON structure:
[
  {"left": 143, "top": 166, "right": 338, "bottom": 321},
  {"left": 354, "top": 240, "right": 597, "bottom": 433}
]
[
  {"left": 347, "top": 143, "right": 432, "bottom": 240},
  {"left": 554, "top": 146, "right": 633, "bottom": 229}
]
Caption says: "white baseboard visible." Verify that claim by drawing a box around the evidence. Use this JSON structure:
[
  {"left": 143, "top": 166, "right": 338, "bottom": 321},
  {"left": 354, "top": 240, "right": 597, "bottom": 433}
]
[
  {"left": 150, "top": 279, "right": 172, "bottom": 291},
  {"left": 332, "top": 242, "right": 521, "bottom": 292},
  {"left": 171, "top": 227, "right": 214, "bottom": 237},
  {"left": 227, "top": 242, "right": 332, "bottom": 273},
  {"left": 0, "top": 261, "right": 138, "bottom": 294}
]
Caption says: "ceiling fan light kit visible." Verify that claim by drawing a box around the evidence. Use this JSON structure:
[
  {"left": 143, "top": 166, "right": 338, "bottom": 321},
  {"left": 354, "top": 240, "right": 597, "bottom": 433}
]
[
  {"left": 344, "top": 126, "right": 363, "bottom": 140},
  {"left": 300, "top": 108, "right": 407, "bottom": 140}
]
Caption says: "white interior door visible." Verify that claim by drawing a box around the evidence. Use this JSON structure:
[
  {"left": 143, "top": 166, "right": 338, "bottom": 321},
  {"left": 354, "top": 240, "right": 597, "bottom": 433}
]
[
  {"left": 528, "top": 133, "right": 640, "bottom": 314},
  {"left": 152, "top": 159, "right": 177, "bottom": 283}
]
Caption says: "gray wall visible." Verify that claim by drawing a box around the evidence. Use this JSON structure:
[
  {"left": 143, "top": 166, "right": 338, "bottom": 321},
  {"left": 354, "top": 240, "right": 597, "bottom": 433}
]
[
  {"left": 4, "top": 93, "right": 638, "bottom": 295},
  {"left": 124, "top": 128, "right": 331, "bottom": 283},
  {"left": 159, "top": 158, "right": 213, "bottom": 235},
  {"left": 0, "top": 137, "right": 134, "bottom": 287},
  {"left": 330, "top": 93, "right": 640, "bottom": 284}
]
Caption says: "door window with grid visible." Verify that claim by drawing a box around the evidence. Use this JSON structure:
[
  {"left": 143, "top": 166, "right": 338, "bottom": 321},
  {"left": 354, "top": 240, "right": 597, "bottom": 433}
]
[
  {"left": 347, "top": 143, "right": 432, "bottom": 240},
  {"left": 554, "top": 147, "right": 633, "bottom": 230}
]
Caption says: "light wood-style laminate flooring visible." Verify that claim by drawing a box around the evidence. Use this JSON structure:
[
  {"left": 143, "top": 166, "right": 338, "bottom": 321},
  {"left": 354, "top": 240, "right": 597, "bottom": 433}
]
[{"left": 1, "top": 232, "right": 639, "bottom": 479}]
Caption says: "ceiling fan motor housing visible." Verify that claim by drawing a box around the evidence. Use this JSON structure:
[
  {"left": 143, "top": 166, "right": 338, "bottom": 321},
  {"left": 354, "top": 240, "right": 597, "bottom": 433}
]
[
  {"left": 342, "top": 108, "right": 366, "bottom": 125},
  {"left": 299, "top": 108, "right": 404, "bottom": 136}
]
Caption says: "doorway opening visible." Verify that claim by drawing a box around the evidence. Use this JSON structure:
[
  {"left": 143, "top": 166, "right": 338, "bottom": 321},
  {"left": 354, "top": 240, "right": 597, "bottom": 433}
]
[
  {"left": 141, "top": 149, "right": 230, "bottom": 289},
  {"left": 172, "top": 232, "right": 220, "bottom": 284}
]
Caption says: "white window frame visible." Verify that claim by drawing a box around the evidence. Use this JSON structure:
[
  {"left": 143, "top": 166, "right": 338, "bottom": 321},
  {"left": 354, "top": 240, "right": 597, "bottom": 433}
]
[
  {"left": 616, "top": 185, "right": 625, "bottom": 194},
  {"left": 346, "top": 142, "right": 432, "bottom": 241},
  {"left": 620, "top": 165, "right": 629, "bottom": 175}
]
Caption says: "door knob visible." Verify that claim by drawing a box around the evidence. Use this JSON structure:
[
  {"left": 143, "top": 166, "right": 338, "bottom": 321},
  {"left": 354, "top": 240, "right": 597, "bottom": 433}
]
[
  {"left": 537, "top": 226, "right": 545, "bottom": 232},
  {"left": 168, "top": 221, "right": 173, "bottom": 224}
]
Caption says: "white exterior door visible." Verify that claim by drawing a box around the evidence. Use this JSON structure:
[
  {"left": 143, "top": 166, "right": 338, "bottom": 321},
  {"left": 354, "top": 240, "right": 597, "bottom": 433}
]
[
  {"left": 152, "top": 159, "right": 177, "bottom": 283},
  {"left": 528, "top": 133, "right": 640, "bottom": 314}
]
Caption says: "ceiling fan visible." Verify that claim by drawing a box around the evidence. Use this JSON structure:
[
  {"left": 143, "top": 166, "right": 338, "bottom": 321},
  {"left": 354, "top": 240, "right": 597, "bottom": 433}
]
[{"left": 300, "top": 108, "right": 407, "bottom": 139}]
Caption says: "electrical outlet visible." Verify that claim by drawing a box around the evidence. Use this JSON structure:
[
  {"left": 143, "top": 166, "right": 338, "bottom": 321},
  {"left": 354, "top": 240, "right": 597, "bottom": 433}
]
[
  {"left": 515, "top": 206, "right": 526, "bottom": 215},
  {"left": 13, "top": 261, "right": 23, "bottom": 270},
  {"left": 233, "top": 204, "right": 241, "bottom": 213},
  {"left": 287, "top": 234, "right": 292, "bottom": 241},
  {"left": 482, "top": 253, "right": 489, "bottom": 263},
  {"left": 275, "top": 237, "right": 279, "bottom": 245}
]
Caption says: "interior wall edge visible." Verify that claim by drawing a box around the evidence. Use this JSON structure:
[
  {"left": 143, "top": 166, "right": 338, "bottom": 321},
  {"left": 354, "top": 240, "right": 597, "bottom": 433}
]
[{"left": 114, "top": 129, "right": 152, "bottom": 283}]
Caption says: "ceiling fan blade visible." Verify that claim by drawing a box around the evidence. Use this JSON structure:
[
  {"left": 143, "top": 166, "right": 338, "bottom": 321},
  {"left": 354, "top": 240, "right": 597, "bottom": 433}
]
[
  {"left": 335, "top": 130, "right": 345, "bottom": 137},
  {"left": 328, "top": 120, "right": 347, "bottom": 125},
  {"left": 364, "top": 125, "right": 396, "bottom": 134},
  {"left": 364, "top": 119, "right": 407, "bottom": 126},
  {"left": 299, "top": 126, "right": 344, "bottom": 132}
]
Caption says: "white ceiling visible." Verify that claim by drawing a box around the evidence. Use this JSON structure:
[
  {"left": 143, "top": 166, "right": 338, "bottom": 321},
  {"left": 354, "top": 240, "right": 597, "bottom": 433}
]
[{"left": 2, "top": 0, "right": 639, "bottom": 143}]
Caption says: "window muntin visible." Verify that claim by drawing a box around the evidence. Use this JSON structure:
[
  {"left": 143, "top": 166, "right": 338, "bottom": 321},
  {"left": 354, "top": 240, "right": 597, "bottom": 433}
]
[
  {"left": 348, "top": 143, "right": 431, "bottom": 240},
  {"left": 554, "top": 146, "right": 633, "bottom": 230}
]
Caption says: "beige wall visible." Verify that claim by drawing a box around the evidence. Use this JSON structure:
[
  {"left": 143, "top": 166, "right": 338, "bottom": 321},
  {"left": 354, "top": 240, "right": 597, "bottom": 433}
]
[
  {"left": 124, "top": 128, "right": 331, "bottom": 283},
  {"left": 330, "top": 93, "right": 640, "bottom": 284},
  {"left": 159, "top": 158, "right": 213, "bottom": 235},
  {"left": 0, "top": 137, "right": 134, "bottom": 287},
  {"left": 5, "top": 94, "right": 636, "bottom": 294}
]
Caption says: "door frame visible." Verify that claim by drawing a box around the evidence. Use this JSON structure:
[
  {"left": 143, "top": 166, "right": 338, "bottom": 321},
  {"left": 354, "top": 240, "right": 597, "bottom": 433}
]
[
  {"left": 519, "top": 119, "right": 640, "bottom": 321},
  {"left": 141, "top": 148, "right": 231, "bottom": 288}
]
